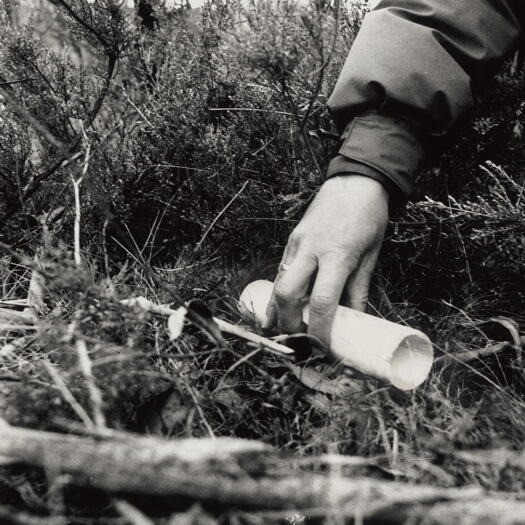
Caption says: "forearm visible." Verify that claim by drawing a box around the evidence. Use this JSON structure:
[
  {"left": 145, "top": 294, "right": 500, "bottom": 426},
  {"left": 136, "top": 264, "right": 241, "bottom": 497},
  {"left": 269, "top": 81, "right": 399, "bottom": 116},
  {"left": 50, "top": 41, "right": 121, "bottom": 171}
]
[{"left": 328, "top": 0, "right": 523, "bottom": 198}]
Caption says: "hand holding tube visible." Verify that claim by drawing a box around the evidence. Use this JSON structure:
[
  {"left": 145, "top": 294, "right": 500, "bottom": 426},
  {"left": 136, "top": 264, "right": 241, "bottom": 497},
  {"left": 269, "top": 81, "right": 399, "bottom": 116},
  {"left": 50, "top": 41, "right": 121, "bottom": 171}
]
[{"left": 264, "top": 175, "right": 389, "bottom": 349}]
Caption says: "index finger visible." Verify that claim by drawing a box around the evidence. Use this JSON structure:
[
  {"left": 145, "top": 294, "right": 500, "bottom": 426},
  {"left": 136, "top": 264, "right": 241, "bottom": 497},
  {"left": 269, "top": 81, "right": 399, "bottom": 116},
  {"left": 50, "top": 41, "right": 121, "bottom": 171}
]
[
  {"left": 307, "top": 255, "right": 355, "bottom": 348},
  {"left": 263, "top": 239, "right": 298, "bottom": 331},
  {"left": 266, "top": 252, "right": 317, "bottom": 333}
]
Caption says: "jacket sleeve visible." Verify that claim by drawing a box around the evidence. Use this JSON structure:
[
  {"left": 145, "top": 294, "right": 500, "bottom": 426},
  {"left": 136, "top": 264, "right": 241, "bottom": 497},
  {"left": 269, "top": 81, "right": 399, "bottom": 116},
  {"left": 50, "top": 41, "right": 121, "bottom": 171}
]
[{"left": 327, "top": 0, "right": 523, "bottom": 200}]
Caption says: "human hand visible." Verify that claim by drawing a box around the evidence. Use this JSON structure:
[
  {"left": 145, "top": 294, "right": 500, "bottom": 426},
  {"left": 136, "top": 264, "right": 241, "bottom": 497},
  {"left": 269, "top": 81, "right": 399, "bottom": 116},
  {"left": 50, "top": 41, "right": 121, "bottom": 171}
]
[{"left": 264, "top": 175, "right": 389, "bottom": 349}]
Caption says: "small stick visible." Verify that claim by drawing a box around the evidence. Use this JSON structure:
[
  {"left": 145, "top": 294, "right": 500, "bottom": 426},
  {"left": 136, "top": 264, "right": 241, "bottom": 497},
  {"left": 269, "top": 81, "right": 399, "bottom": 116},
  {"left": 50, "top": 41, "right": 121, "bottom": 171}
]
[
  {"left": 0, "top": 77, "right": 35, "bottom": 87},
  {"left": 113, "top": 499, "right": 155, "bottom": 525},
  {"left": 121, "top": 297, "right": 294, "bottom": 357},
  {"left": 0, "top": 299, "right": 29, "bottom": 306},
  {"left": 194, "top": 180, "right": 249, "bottom": 252},
  {"left": 76, "top": 338, "right": 106, "bottom": 430},
  {"left": 0, "top": 308, "right": 35, "bottom": 324},
  {"left": 208, "top": 107, "right": 294, "bottom": 117},
  {"left": 215, "top": 348, "right": 261, "bottom": 391},
  {"left": 214, "top": 318, "right": 294, "bottom": 357},
  {"left": 436, "top": 342, "right": 510, "bottom": 364},
  {"left": 185, "top": 382, "right": 215, "bottom": 439},
  {"left": 0, "top": 324, "right": 37, "bottom": 331},
  {"left": 0, "top": 335, "right": 33, "bottom": 357},
  {"left": 44, "top": 361, "right": 95, "bottom": 430},
  {"left": 71, "top": 128, "right": 91, "bottom": 267}
]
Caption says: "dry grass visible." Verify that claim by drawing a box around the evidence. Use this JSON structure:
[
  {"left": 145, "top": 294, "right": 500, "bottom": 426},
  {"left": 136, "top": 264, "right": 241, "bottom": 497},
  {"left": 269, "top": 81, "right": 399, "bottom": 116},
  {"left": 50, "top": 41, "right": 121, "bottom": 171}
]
[
  {"left": 0, "top": 238, "right": 523, "bottom": 523},
  {"left": 0, "top": 0, "right": 523, "bottom": 522}
]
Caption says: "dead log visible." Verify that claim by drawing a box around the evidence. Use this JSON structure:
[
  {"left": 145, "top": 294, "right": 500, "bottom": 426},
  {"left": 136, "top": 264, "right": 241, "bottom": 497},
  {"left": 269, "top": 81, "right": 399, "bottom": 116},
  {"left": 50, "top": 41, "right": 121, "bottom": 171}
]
[
  {"left": 1, "top": 421, "right": 525, "bottom": 523},
  {"left": 251, "top": 498, "right": 525, "bottom": 525},
  {"left": 0, "top": 308, "right": 35, "bottom": 327}
]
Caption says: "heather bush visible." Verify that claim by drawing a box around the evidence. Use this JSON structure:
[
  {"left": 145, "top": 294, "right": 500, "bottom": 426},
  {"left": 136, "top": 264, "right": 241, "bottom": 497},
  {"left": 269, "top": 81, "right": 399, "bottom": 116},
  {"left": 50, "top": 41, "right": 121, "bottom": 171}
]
[
  {"left": 0, "top": 0, "right": 368, "bottom": 261},
  {"left": 383, "top": 63, "right": 525, "bottom": 316},
  {"left": 0, "top": 1, "right": 524, "bottom": 521},
  {"left": 0, "top": 0, "right": 521, "bottom": 310},
  {"left": 0, "top": 0, "right": 522, "bottom": 391}
]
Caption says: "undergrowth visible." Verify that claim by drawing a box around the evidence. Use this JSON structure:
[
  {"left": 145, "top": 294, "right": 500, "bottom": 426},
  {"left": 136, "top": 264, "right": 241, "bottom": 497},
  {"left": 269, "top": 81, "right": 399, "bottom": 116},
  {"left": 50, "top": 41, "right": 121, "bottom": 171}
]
[{"left": 0, "top": 0, "right": 524, "bottom": 523}]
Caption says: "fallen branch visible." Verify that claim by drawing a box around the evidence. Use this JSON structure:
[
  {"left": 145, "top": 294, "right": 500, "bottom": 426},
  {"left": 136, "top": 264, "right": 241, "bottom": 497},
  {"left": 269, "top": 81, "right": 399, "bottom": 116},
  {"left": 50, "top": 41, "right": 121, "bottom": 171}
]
[
  {"left": 243, "top": 498, "right": 525, "bottom": 524},
  {"left": 1, "top": 422, "right": 525, "bottom": 523}
]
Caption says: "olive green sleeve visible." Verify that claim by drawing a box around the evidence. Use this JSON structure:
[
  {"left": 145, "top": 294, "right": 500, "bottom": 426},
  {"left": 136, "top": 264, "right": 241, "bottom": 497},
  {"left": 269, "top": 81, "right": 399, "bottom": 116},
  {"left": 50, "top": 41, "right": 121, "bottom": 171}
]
[{"left": 327, "top": 0, "right": 523, "bottom": 199}]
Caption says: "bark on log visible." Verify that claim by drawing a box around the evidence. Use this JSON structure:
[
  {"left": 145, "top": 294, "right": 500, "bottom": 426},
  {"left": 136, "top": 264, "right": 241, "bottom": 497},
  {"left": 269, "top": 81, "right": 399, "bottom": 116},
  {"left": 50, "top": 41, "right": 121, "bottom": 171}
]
[
  {"left": 0, "top": 422, "right": 524, "bottom": 523},
  {"left": 254, "top": 499, "right": 525, "bottom": 525},
  {"left": 0, "top": 308, "right": 35, "bottom": 326}
]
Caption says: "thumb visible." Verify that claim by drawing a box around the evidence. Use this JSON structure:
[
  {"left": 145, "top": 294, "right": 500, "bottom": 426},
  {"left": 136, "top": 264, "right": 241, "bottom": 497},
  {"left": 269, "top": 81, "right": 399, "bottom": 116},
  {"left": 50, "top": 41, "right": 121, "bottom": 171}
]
[{"left": 344, "top": 251, "right": 379, "bottom": 312}]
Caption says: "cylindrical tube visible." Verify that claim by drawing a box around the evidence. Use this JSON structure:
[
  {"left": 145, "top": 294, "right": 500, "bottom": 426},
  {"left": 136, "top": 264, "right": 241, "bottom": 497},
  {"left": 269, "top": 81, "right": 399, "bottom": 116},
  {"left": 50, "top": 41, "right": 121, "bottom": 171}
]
[{"left": 239, "top": 280, "right": 433, "bottom": 390}]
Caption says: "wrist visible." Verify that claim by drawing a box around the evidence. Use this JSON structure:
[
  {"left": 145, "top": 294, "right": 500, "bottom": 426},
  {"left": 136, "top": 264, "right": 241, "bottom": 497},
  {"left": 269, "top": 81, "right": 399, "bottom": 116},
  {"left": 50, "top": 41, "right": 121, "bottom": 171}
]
[{"left": 322, "top": 174, "right": 390, "bottom": 207}]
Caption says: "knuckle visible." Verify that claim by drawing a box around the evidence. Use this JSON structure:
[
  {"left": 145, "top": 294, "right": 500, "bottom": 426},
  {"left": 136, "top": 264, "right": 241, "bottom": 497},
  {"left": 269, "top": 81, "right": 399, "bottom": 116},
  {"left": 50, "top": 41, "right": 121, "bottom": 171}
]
[
  {"left": 309, "top": 294, "right": 333, "bottom": 315},
  {"left": 322, "top": 249, "right": 358, "bottom": 268},
  {"left": 355, "top": 289, "right": 369, "bottom": 302},
  {"left": 355, "top": 295, "right": 368, "bottom": 306},
  {"left": 274, "top": 282, "right": 298, "bottom": 304},
  {"left": 280, "top": 317, "right": 302, "bottom": 333},
  {"left": 351, "top": 294, "right": 369, "bottom": 311},
  {"left": 288, "top": 227, "right": 304, "bottom": 245},
  {"left": 336, "top": 249, "right": 361, "bottom": 267}
]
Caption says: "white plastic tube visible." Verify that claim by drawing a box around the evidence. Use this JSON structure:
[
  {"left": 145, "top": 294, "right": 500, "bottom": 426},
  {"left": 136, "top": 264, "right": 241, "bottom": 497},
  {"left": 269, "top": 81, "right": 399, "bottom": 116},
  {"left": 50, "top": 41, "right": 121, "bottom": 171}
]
[{"left": 239, "top": 280, "right": 433, "bottom": 390}]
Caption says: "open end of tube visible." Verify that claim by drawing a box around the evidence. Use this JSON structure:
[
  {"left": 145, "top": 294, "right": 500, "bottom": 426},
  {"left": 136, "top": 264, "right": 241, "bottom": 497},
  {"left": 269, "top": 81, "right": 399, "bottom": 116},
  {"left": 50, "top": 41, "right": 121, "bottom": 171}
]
[
  {"left": 390, "top": 334, "right": 433, "bottom": 390},
  {"left": 238, "top": 280, "right": 273, "bottom": 326}
]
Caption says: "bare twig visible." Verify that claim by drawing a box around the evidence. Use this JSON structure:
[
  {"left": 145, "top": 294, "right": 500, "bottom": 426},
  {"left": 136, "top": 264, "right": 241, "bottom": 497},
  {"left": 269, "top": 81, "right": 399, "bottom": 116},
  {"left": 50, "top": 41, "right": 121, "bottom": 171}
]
[
  {"left": 0, "top": 308, "right": 35, "bottom": 325},
  {"left": 215, "top": 348, "right": 262, "bottom": 392},
  {"left": 185, "top": 382, "right": 215, "bottom": 439},
  {"left": 194, "top": 180, "right": 249, "bottom": 252},
  {"left": 0, "top": 77, "right": 35, "bottom": 86},
  {"left": 46, "top": 0, "right": 110, "bottom": 49},
  {"left": 71, "top": 128, "right": 91, "bottom": 267},
  {"left": 208, "top": 107, "right": 294, "bottom": 116},
  {"left": 0, "top": 73, "right": 65, "bottom": 149},
  {"left": 121, "top": 297, "right": 294, "bottom": 357},
  {"left": 373, "top": 405, "right": 393, "bottom": 465},
  {"left": 436, "top": 342, "right": 512, "bottom": 364},
  {"left": 214, "top": 317, "right": 294, "bottom": 357},
  {"left": 153, "top": 256, "right": 220, "bottom": 272},
  {"left": 0, "top": 324, "right": 36, "bottom": 331},
  {"left": 113, "top": 499, "right": 154, "bottom": 525},
  {"left": 27, "top": 258, "right": 47, "bottom": 317},
  {"left": 44, "top": 361, "right": 95, "bottom": 430},
  {"left": 75, "top": 338, "right": 106, "bottom": 430},
  {"left": 0, "top": 299, "right": 29, "bottom": 306},
  {"left": 0, "top": 336, "right": 33, "bottom": 357}
]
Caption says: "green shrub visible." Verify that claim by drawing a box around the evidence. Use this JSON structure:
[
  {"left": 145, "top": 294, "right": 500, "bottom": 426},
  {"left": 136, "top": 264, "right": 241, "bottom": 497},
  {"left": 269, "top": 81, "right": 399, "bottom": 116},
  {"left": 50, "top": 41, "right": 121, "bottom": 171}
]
[
  {"left": 0, "top": 0, "right": 522, "bottom": 313},
  {"left": 0, "top": 4, "right": 525, "bottom": 522}
]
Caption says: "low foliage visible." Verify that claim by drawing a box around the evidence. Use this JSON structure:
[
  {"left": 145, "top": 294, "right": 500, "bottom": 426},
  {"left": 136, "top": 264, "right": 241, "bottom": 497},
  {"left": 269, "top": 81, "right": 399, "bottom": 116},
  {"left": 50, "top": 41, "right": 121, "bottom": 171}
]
[{"left": 0, "top": 0, "right": 524, "bottom": 523}]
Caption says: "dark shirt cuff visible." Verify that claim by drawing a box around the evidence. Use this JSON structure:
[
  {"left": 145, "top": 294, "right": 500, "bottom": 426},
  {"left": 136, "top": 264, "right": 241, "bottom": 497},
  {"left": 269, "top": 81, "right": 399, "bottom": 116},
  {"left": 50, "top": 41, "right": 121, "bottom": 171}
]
[
  {"left": 326, "top": 156, "right": 397, "bottom": 195},
  {"left": 327, "top": 113, "right": 424, "bottom": 202}
]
